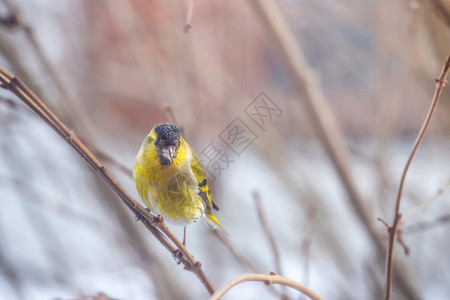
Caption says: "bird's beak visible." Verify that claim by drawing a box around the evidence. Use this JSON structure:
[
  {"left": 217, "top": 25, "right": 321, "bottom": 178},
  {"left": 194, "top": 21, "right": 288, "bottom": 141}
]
[{"left": 159, "top": 146, "right": 175, "bottom": 165}]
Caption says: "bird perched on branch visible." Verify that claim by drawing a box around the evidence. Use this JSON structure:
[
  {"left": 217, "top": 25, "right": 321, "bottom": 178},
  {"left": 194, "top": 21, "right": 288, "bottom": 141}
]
[{"left": 133, "top": 123, "right": 222, "bottom": 245}]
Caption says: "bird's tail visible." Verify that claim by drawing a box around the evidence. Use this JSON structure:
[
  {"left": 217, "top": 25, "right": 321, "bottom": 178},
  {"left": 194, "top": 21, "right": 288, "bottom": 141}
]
[{"left": 205, "top": 211, "right": 224, "bottom": 230}]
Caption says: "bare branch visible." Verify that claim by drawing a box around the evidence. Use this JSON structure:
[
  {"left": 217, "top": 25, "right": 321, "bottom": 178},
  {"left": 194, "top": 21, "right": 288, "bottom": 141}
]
[
  {"left": 254, "top": 192, "right": 283, "bottom": 276},
  {"left": 209, "top": 273, "right": 323, "bottom": 300},
  {"left": 84, "top": 140, "right": 132, "bottom": 176},
  {"left": 212, "top": 229, "right": 259, "bottom": 273},
  {"left": 0, "top": 13, "right": 18, "bottom": 28},
  {"left": 405, "top": 215, "right": 450, "bottom": 234},
  {"left": 250, "top": 0, "right": 377, "bottom": 245},
  {"left": 160, "top": 102, "right": 184, "bottom": 134},
  {"left": 396, "top": 229, "right": 410, "bottom": 256},
  {"left": 377, "top": 217, "right": 390, "bottom": 229},
  {"left": 212, "top": 229, "right": 288, "bottom": 299},
  {"left": 1, "top": 0, "right": 94, "bottom": 135},
  {"left": 383, "top": 50, "right": 450, "bottom": 300},
  {"left": 250, "top": 1, "right": 420, "bottom": 297},
  {"left": 301, "top": 205, "right": 317, "bottom": 287},
  {"left": 402, "top": 178, "right": 450, "bottom": 224},
  {"left": 0, "top": 66, "right": 216, "bottom": 295},
  {"left": 183, "top": 0, "right": 194, "bottom": 33}
]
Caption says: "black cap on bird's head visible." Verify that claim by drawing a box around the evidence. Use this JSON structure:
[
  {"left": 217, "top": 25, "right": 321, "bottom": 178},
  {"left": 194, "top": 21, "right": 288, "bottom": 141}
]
[{"left": 153, "top": 123, "right": 181, "bottom": 166}]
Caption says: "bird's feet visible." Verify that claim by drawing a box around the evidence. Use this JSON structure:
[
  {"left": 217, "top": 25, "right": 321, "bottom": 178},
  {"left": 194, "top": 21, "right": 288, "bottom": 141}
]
[
  {"left": 172, "top": 249, "right": 183, "bottom": 265},
  {"left": 156, "top": 214, "right": 164, "bottom": 223},
  {"left": 133, "top": 208, "right": 151, "bottom": 223}
]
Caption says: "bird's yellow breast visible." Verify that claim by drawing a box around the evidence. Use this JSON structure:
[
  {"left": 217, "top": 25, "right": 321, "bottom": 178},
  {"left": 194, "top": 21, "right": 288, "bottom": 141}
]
[{"left": 133, "top": 137, "right": 204, "bottom": 224}]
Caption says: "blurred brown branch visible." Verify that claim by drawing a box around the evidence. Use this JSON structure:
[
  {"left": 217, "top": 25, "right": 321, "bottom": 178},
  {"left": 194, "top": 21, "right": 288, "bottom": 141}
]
[
  {"left": 402, "top": 177, "right": 450, "bottom": 224},
  {"left": 160, "top": 101, "right": 184, "bottom": 133},
  {"left": 404, "top": 215, "right": 450, "bottom": 234},
  {"left": 84, "top": 140, "right": 132, "bottom": 176},
  {"left": 250, "top": 1, "right": 419, "bottom": 298},
  {"left": 429, "top": 0, "right": 450, "bottom": 29},
  {"left": 0, "top": 13, "right": 18, "bottom": 28},
  {"left": 56, "top": 292, "right": 117, "bottom": 300},
  {"left": 212, "top": 228, "right": 287, "bottom": 299},
  {"left": 301, "top": 205, "right": 317, "bottom": 287},
  {"left": 0, "top": 96, "right": 19, "bottom": 109},
  {"left": 0, "top": 66, "right": 216, "bottom": 295},
  {"left": 212, "top": 229, "right": 259, "bottom": 273},
  {"left": 251, "top": 0, "right": 375, "bottom": 249},
  {"left": 383, "top": 49, "right": 450, "bottom": 300},
  {"left": 1, "top": 0, "right": 96, "bottom": 136},
  {"left": 254, "top": 192, "right": 283, "bottom": 276},
  {"left": 209, "top": 273, "right": 322, "bottom": 300},
  {"left": 183, "top": 0, "right": 194, "bottom": 33}
]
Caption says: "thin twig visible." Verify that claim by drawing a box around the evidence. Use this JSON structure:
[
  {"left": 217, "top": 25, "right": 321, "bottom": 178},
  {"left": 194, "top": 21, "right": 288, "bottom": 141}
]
[
  {"left": 249, "top": 15, "right": 419, "bottom": 297},
  {"left": 396, "top": 229, "right": 410, "bottom": 256},
  {"left": 404, "top": 215, "right": 450, "bottom": 234},
  {"left": 0, "top": 96, "right": 132, "bottom": 176},
  {"left": 212, "top": 229, "right": 259, "bottom": 273},
  {"left": 402, "top": 178, "right": 450, "bottom": 224},
  {"left": 0, "top": 96, "right": 19, "bottom": 110},
  {"left": 183, "top": 0, "right": 194, "bottom": 33},
  {"left": 301, "top": 205, "right": 317, "bottom": 288},
  {"left": 254, "top": 192, "right": 283, "bottom": 276},
  {"left": 1, "top": 0, "right": 94, "bottom": 134},
  {"left": 0, "top": 66, "right": 216, "bottom": 295},
  {"left": 250, "top": 0, "right": 380, "bottom": 253},
  {"left": 160, "top": 102, "right": 184, "bottom": 134},
  {"left": 383, "top": 50, "right": 450, "bottom": 300},
  {"left": 84, "top": 140, "right": 132, "bottom": 176},
  {"left": 250, "top": 1, "right": 425, "bottom": 298},
  {"left": 0, "top": 13, "right": 18, "bottom": 28},
  {"left": 209, "top": 273, "right": 323, "bottom": 300},
  {"left": 211, "top": 229, "right": 288, "bottom": 299}
]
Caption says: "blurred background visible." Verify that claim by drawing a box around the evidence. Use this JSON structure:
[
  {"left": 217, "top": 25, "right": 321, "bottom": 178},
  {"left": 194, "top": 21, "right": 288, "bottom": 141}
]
[{"left": 0, "top": 0, "right": 450, "bottom": 299}]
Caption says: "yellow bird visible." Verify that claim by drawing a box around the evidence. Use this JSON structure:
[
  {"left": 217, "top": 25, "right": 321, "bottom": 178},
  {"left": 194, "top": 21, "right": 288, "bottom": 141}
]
[{"left": 133, "top": 123, "right": 222, "bottom": 245}]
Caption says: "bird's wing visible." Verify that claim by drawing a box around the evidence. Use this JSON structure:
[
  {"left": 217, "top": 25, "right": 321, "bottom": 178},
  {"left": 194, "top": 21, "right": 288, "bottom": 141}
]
[{"left": 190, "top": 154, "right": 219, "bottom": 211}]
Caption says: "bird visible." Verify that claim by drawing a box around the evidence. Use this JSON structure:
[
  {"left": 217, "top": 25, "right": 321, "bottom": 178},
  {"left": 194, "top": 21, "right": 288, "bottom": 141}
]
[{"left": 133, "top": 123, "right": 222, "bottom": 245}]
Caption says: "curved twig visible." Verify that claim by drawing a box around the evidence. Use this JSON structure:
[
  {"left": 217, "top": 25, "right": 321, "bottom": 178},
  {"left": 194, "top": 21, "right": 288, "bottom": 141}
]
[
  {"left": 183, "top": 0, "right": 194, "bottom": 32},
  {"left": 402, "top": 178, "right": 450, "bottom": 224},
  {"left": 209, "top": 273, "right": 322, "bottom": 300},
  {"left": 0, "top": 66, "right": 215, "bottom": 295},
  {"left": 384, "top": 50, "right": 450, "bottom": 300},
  {"left": 254, "top": 192, "right": 283, "bottom": 276}
]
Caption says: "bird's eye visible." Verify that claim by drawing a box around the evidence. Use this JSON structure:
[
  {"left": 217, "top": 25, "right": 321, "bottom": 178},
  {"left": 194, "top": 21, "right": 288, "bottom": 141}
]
[{"left": 145, "top": 136, "right": 154, "bottom": 145}]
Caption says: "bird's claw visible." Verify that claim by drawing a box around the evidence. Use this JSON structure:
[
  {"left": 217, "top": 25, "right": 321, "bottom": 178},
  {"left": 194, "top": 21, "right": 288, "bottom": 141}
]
[
  {"left": 133, "top": 208, "right": 151, "bottom": 223},
  {"left": 172, "top": 249, "right": 183, "bottom": 265},
  {"left": 156, "top": 214, "right": 164, "bottom": 223}
]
